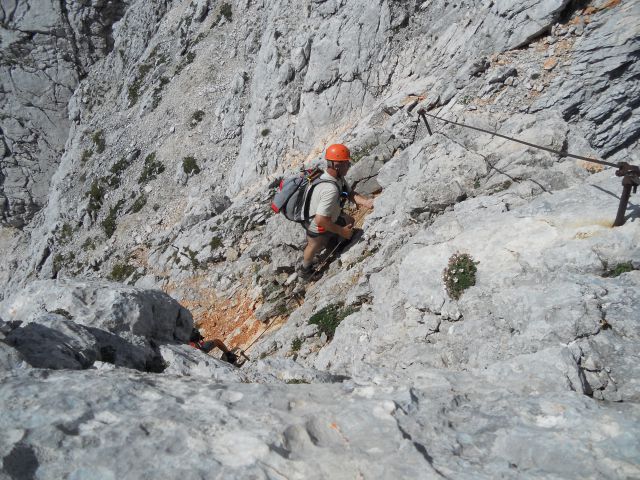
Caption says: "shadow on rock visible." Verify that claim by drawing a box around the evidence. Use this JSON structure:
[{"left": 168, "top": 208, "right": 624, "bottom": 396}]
[{"left": 4, "top": 316, "right": 167, "bottom": 373}]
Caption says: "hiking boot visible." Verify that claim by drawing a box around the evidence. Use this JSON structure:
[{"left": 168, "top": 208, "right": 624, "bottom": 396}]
[{"left": 297, "top": 263, "right": 314, "bottom": 280}]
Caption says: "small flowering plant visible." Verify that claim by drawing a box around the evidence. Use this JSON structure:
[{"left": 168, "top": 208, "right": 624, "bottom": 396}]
[{"left": 442, "top": 252, "right": 478, "bottom": 300}]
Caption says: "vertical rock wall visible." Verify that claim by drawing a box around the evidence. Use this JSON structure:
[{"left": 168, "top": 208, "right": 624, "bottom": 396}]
[{"left": 0, "top": 0, "right": 130, "bottom": 227}]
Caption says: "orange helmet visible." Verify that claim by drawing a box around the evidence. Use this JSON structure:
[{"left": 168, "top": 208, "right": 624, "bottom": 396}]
[{"left": 325, "top": 144, "right": 351, "bottom": 162}]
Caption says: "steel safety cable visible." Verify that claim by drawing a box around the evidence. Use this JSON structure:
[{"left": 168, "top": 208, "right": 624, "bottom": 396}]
[{"left": 417, "top": 108, "right": 620, "bottom": 169}]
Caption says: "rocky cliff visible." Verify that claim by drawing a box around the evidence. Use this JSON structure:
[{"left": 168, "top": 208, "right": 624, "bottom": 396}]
[{"left": 1, "top": 0, "right": 639, "bottom": 478}]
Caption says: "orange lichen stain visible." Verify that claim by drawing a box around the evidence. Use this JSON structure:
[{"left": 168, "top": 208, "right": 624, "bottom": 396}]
[
  {"left": 402, "top": 95, "right": 425, "bottom": 105},
  {"left": 182, "top": 290, "right": 261, "bottom": 348},
  {"left": 601, "top": 0, "right": 621, "bottom": 9},
  {"left": 543, "top": 57, "right": 558, "bottom": 70},
  {"left": 578, "top": 159, "right": 605, "bottom": 174}
]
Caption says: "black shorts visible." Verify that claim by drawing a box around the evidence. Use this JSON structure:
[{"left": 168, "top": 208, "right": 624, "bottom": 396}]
[{"left": 306, "top": 215, "right": 347, "bottom": 238}]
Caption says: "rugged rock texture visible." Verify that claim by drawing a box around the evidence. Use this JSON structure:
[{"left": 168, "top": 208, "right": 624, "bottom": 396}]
[
  {"left": 1, "top": 368, "right": 638, "bottom": 479},
  {"left": 1, "top": 0, "right": 132, "bottom": 227},
  {"left": 0, "top": 0, "right": 639, "bottom": 476},
  {"left": 0, "top": 280, "right": 193, "bottom": 372}
]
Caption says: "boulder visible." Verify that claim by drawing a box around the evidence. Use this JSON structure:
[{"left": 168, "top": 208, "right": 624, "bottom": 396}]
[{"left": 0, "top": 279, "right": 193, "bottom": 344}]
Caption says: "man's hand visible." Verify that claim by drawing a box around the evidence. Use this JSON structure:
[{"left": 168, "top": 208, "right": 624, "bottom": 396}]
[
  {"left": 352, "top": 193, "right": 374, "bottom": 209},
  {"left": 341, "top": 223, "right": 354, "bottom": 240}
]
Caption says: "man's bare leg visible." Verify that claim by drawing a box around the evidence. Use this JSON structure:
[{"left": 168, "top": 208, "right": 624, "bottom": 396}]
[{"left": 303, "top": 235, "right": 328, "bottom": 268}]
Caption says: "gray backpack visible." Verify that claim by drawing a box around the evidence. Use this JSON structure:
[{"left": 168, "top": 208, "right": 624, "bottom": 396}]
[{"left": 270, "top": 167, "right": 338, "bottom": 223}]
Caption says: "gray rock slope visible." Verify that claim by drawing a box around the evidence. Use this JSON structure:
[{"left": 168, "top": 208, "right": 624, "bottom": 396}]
[
  {"left": 1, "top": 0, "right": 639, "bottom": 477},
  {"left": 0, "top": 0, "right": 133, "bottom": 227}
]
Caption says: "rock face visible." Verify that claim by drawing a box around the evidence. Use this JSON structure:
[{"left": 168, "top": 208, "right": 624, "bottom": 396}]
[
  {"left": 0, "top": 280, "right": 193, "bottom": 371},
  {"left": 0, "top": 0, "right": 639, "bottom": 477},
  {"left": 0, "top": 368, "right": 638, "bottom": 479},
  {"left": 0, "top": 0, "right": 131, "bottom": 227}
]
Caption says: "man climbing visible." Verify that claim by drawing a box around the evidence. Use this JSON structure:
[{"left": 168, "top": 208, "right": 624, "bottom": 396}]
[
  {"left": 189, "top": 328, "right": 238, "bottom": 365},
  {"left": 299, "top": 143, "right": 374, "bottom": 277}
]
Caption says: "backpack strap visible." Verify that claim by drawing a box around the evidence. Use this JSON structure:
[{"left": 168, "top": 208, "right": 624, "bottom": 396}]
[{"left": 302, "top": 179, "right": 341, "bottom": 224}]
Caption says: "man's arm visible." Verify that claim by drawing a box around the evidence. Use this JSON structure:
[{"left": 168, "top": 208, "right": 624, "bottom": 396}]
[{"left": 315, "top": 214, "right": 353, "bottom": 239}]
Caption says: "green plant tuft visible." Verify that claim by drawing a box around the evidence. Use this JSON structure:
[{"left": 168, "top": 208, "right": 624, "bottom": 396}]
[
  {"left": 209, "top": 236, "right": 222, "bottom": 250},
  {"left": 87, "top": 180, "right": 105, "bottom": 215},
  {"left": 291, "top": 337, "right": 303, "bottom": 352},
  {"left": 603, "top": 261, "right": 635, "bottom": 278},
  {"left": 139, "top": 152, "right": 165, "bottom": 183},
  {"left": 92, "top": 130, "right": 106, "bottom": 153},
  {"left": 58, "top": 223, "right": 74, "bottom": 245},
  {"left": 219, "top": 3, "right": 232, "bottom": 21},
  {"left": 261, "top": 128, "right": 270, "bottom": 137},
  {"left": 108, "top": 263, "right": 136, "bottom": 282},
  {"left": 110, "top": 157, "right": 129, "bottom": 176},
  {"left": 53, "top": 252, "right": 75, "bottom": 275},
  {"left": 101, "top": 199, "right": 125, "bottom": 238},
  {"left": 138, "top": 62, "right": 153, "bottom": 78},
  {"left": 182, "top": 156, "right": 201, "bottom": 175},
  {"left": 131, "top": 195, "right": 147, "bottom": 213},
  {"left": 81, "top": 149, "right": 93, "bottom": 163},
  {"left": 151, "top": 76, "right": 170, "bottom": 110},
  {"left": 191, "top": 110, "right": 205, "bottom": 125},
  {"left": 182, "top": 246, "right": 202, "bottom": 270},
  {"left": 308, "top": 303, "right": 360, "bottom": 340},
  {"left": 82, "top": 238, "right": 96, "bottom": 251},
  {"left": 175, "top": 51, "right": 196, "bottom": 76},
  {"left": 443, "top": 252, "right": 478, "bottom": 300}
]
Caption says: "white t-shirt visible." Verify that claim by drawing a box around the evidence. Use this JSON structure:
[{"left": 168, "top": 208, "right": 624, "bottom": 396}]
[{"left": 307, "top": 173, "right": 349, "bottom": 233}]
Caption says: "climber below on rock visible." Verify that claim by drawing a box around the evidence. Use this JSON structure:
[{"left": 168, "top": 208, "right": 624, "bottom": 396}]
[
  {"left": 189, "top": 328, "right": 238, "bottom": 365},
  {"left": 299, "top": 143, "right": 374, "bottom": 277}
]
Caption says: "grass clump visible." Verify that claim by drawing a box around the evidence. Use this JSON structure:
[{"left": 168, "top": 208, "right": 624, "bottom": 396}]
[
  {"left": 182, "top": 246, "right": 202, "bottom": 270},
  {"left": 209, "top": 236, "right": 222, "bottom": 250},
  {"left": 191, "top": 110, "right": 205, "bottom": 126},
  {"left": 443, "top": 252, "right": 478, "bottom": 300},
  {"left": 81, "top": 149, "right": 93, "bottom": 163},
  {"left": 260, "top": 128, "right": 270, "bottom": 137},
  {"left": 105, "top": 157, "right": 130, "bottom": 188},
  {"left": 291, "top": 337, "right": 303, "bottom": 352},
  {"left": 108, "top": 263, "right": 136, "bottom": 282},
  {"left": 175, "top": 51, "right": 196, "bottom": 76},
  {"left": 127, "top": 61, "right": 154, "bottom": 107},
  {"left": 219, "top": 3, "right": 232, "bottom": 22},
  {"left": 308, "top": 303, "right": 360, "bottom": 340},
  {"left": 92, "top": 130, "right": 106, "bottom": 153},
  {"left": 130, "top": 195, "right": 147, "bottom": 213},
  {"left": 82, "top": 238, "right": 96, "bottom": 251},
  {"left": 110, "top": 157, "right": 129, "bottom": 176},
  {"left": 58, "top": 223, "right": 74, "bottom": 245},
  {"left": 87, "top": 180, "right": 105, "bottom": 216},
  {"left": 182, "top": 156, "right": 201, "bottom": 175},
  {"left": 101, "top": 199, "right": 125, "bottom": 238},
  {"left": 128, "top": 80, "right": 143, "bottom": 106},
  {"left": 151, "top": 76, "right": 169, "bottom": 110},
  {"left": 139, "top": 152, "right": 165, "bottom": 183},
  {"left": 53, "top": 252, "right": 75, "bottom": 275},
  {"left": 603, "top": 261, "right": 635, "bottom": 278}
]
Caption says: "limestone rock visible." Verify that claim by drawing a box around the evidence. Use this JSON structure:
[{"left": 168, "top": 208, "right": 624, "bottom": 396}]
[
  {"left": 160, "top": 344, "right": 246, "bottom": 382},
  {"left": 0, "top": 279, "right": 193, "bottom": 344}
]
